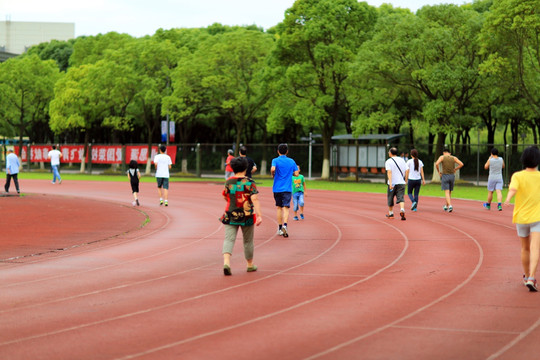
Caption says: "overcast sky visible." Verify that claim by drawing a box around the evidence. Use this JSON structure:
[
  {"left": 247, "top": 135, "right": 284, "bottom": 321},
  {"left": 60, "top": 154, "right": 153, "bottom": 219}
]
[{"left": 2, "top": 0, "right": 467, "bottom": 38}]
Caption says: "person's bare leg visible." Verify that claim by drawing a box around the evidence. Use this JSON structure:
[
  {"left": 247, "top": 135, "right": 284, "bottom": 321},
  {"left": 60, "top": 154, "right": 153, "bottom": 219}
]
[
  {"left": 163, "top": 188, "right": 168, "bottom": 201},
  {"left": 486, "top": 190, "right": 493, "bottom": 204},
  {"left": 223, "top": 253, "right": 231, "bottom": 267},
  {"left": 521, "top": 236, "right": 531, "bottom": 277},
  {"left": 445, "top": 190, "right": 452, "bottom": 206},
  {"left": 528, "top": 232, "right": 540, "bottom": 279},
  {"left": 282, "top": 206, "right": 289, "bottom": 224},
  {"left": 276, "top": 207, "right": 283, "bottom": 226},
  {"left": 495, "top": 189, "right": 502, "bottom": 204}
]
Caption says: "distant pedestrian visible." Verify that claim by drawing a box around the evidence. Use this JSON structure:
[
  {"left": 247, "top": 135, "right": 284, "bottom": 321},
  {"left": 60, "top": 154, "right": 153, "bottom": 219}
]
[
  {"left": 4, "top": 148, "right": 20, "bottom": 195},
  {"left": 225, "top": 149, "right": 234, "bottom": 179},
  {"left": 154, "top": 145, "right": 172, "bottom": 206},
  {"left": 405, "top": 149, "right": 425, "bottom": 212},
  {"left": 47, "top": 145, "right": 62, "bottom": 184},
  {"left": 504, "top": 146, "right": 540, "bottom": 291},
  {"left": 220, "top": 157, "right": 262, "bottom": 276},
  {"left": 385, "top": 147, "right": 407, "bottom": 220},
  {"left": 239, "top": 146, "right": 257, "bottom": 178},
  {"left": 435, "top": 147, "right": 464, "bottom": 212},
  {"left": 127, "top": 160, "right": 141, "bottom": 206},
  {"left": 292, "top": 166, "right": 306, "bottom": 220},
  {"left": 483, "top": 148, "right": 505, "bottom": 211},
  {"left": 271, "top": 143, "right": 299, "bottom": 237}
]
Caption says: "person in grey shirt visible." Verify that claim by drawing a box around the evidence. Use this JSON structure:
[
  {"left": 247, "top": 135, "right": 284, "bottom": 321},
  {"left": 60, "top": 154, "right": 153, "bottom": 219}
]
[{"left": 483, "top": 147, "right": 505, "bottom": 211}]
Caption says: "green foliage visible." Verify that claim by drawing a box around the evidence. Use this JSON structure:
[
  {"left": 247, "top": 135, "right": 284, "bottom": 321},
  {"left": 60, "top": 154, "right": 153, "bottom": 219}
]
[{"left": 0, "top": 55, "right": 60, "bottom": 150}]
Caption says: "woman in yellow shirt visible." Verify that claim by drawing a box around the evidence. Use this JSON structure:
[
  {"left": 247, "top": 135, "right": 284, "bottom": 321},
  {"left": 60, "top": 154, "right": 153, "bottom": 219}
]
[{"left": 505, "top": 146, "right": 540, "bottom": 292}]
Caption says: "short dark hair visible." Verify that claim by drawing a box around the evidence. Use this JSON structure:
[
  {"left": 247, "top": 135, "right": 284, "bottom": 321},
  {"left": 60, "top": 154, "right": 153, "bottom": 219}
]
[
  {"left": 491, "top": 147, "right": 499, "bottom": 156},
  {"left": 521, "top": 146, "right": 540, "bottom": 169},
  {"left": 443, "top": 147, "right": 450, "bottom": 153},
  {"left": 239, "top": 146, "right": 247, "bottom": 156},
  {"left": 389, "top": 147, "right": 398, "bottom": 156},
  {"left": 52, "top": 145, "right": 57, "bottom": 150},
  {"left": 278, "top": 143, "right": 288, "bottom": 155},
  {"left": 159, "top": 145, "right": 167, "bottom": 153},
  {"left": 129, "top": 160, "right": 138, "bottom": 169},
  {"left": 230, "top": 156, "right": 248, "bottom": 173}
]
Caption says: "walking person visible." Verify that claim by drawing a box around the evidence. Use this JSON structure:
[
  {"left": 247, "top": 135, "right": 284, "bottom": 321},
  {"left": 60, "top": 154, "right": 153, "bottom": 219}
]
[
  {"left": 271, "top": 143, "right": 299, "bottom": 237},
  {"left": 405, "top": 149, "right": 425, "bottom": 212},
  {"left": 435, "top": 147, "right": 464, "bottom": 212},
  {"left": 153, "top": 145, "right": 172, "bottom": 206},
  {"left": 504, "top": 146, "right": 540, "bottom": 291},
  {"left": 127, "top": 160, "right": 141, "bottom": 206},
  {"left": 292, "top": 166, "right": 306, "bottom": 221},
  {"left": 47, "top": 145, "right": 62, "bottom": 184},
  {"left": 220, "top": 157, "right": 262, "bottom": 276},
  {"left": 385, "top": 147, "right": 407, "bottom": 220},
  {"left": 239, "top": 145, "right": 257, "bottom": 178},
  {"left": 4, "top": 148, "right": 20, "bottom": 195},
  {"left": 483, "top": 147, "right": 505, "bottom": 211},
  {"left": 224, "top": 149, "right": 235, "bottom": 179}
]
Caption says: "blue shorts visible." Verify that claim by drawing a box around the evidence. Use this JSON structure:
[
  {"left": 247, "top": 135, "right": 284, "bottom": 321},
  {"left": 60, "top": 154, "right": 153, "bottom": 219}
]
[
  {"left": 156, "top": 177, "right": 169, "bottom": 189},
  {"left": 274, "top": 192, "right": 292, "bottom": 208},
  {"left": 487, "top": 178, "right": 503, "bottom": 191},
  {"left": 516, "top": 222, "right": 540, "bottom": 237}
]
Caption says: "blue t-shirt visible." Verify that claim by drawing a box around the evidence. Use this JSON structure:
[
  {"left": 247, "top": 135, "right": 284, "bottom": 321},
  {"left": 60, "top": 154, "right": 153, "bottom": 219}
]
[{"left": 271, "top": 155, "right": 297, "bottom": 193}]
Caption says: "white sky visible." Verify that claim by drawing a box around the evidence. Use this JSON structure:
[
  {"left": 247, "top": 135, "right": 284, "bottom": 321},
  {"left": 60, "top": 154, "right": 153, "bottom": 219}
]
[{"left": 1, "top": 0, "right": 467, "bottom": 38}]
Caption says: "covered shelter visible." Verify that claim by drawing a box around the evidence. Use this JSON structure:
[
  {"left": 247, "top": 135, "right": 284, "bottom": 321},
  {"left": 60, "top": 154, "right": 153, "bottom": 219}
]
[{"left": 331, "top": 134, "right": 406, "bottom": 181}]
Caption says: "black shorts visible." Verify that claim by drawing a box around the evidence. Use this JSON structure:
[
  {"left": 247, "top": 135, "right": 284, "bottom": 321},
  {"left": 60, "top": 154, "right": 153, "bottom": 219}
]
[
  {"left": 274, "top": 192, "right": 292, "bottom": 208},
  {"left": 130, "top": 182, "right": 139, "bottom": 193},
  {"left": 387, "top": 184, "right": 405, "bottom": 206}
]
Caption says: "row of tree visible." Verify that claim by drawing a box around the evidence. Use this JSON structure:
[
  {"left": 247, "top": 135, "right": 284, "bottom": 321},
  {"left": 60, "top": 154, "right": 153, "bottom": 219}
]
[{"left": 0, "top": 0, "right": 538, "bottom": 178}]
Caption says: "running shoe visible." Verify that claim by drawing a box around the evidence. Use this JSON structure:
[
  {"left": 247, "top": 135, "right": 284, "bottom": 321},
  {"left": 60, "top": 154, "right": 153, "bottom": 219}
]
[
  {"left": 164, "top": 201, "right": 168, "bottom": 207},
  {"left": 300, "top": 214, "right": 304, "bottom": 220},
  {"left": 526, "top": 278, "right": 538, "bottom": 292},
  {"left": 448, "top": 206, "right": 453, "bottom": 213},
  {"left": 497, "top": 204, "right": 502, "bottom": 211},
  {"left": 400, "top": 211, "right": 406, "bottom": 221},
  {"left": 136, "top": 199, "right": 140, "bottom": 206},
  {"left": 443, "top": 205, "right": 448, "bottom": 212},
  {"left": 293, "top": 216, "right": 299, "bottom": 221},
  {"left": 483, "top": 203, "right": 490, "bottom": 210},
  {"left": 386, "top": 214, "right": 394, "bottom": 219},
  {"left": 282, "top": 226, "right": 289, "bottom": 238},
  {"left": 247, "top": 265, "right": 258, "bottom": 272},
  {"left": 223, "top": 264, "right": 232, "bottom": 276},
  {"left": 160, "top": 200, "right": 163, "bottom": 206},
  {"left": 411, "top": 202, "right": 417, "bottom": 211},
  {"left": 132, "top": 201, "right": 137, "bottom": 206}
]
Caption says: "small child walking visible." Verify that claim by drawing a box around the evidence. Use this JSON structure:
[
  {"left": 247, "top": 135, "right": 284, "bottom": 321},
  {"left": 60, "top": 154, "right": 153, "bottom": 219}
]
[
  {"left": 292, "top": 166, "right": 306, "bottom": 220},
  {"left": 127, "top": 160, "right": 141, "bottom": 206}
]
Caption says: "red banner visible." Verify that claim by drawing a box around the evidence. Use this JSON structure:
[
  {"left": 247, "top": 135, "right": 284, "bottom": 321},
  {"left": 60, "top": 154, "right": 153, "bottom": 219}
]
[
  {"left": 91, "top": 146, "right": 123, "bottom": 164},
  {"left": 126, "top": 146, "right": 176, "bottom": 165},
  {"left": 15, "top": 145, "right": 176, "bottom": 165}
]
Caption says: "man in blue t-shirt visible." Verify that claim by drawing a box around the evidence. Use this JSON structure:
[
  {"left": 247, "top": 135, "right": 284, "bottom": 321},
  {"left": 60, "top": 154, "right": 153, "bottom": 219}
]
[{"left": 271, "top": 143, "right": 299, "bottom": 237}]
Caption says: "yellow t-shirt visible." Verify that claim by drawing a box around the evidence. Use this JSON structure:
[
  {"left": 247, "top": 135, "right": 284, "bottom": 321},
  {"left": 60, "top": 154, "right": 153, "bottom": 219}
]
[{"left": 509, "top": 170, "right": 540, "bottom": 224}]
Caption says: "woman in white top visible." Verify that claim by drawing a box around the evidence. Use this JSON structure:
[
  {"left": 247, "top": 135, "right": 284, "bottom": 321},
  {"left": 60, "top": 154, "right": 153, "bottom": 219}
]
[{"left": 405, "top": 149, "right": 425, "bottom": 211}]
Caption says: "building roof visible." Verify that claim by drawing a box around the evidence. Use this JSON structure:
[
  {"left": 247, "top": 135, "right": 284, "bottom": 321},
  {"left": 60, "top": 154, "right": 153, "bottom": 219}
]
[{"left": 331, "top": 134, "right": 405, "bottom": 142}]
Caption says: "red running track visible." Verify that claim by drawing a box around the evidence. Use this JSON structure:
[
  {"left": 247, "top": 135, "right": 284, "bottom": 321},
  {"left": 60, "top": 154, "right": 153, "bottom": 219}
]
[{"left": 1, "top": 179, "right": 539, "bottom": 360}]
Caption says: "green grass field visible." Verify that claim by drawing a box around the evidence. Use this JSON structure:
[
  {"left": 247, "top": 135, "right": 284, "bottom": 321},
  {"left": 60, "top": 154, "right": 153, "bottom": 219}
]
[{"left": 19, "top": 172, "right": 504, "bottom": 203}]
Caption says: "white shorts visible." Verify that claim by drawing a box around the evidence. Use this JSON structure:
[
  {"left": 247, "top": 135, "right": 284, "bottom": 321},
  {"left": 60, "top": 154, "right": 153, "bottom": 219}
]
[
  {"left": 487, "top": 178, "right": 503, "bottom": 191},
  {"left": 516, "top": 222, "right": 540, "bottom": 237}
]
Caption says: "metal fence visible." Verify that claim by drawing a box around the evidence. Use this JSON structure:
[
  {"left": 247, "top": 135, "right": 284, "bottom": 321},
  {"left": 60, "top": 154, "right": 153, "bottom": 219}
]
[{"left": 3, "top": 142, "right": 538, "bottom": 183}]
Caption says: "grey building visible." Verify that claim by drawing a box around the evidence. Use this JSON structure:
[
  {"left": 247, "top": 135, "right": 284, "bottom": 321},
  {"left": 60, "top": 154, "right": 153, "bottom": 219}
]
[{"left": 0, "top": 20, "right": 75, "bottom": 55}]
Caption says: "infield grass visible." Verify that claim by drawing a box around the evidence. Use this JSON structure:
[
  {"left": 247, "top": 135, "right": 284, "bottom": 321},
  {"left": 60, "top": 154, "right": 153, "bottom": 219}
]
[{"left": 18, "top": 171, "right": 502, "bottom": 203}]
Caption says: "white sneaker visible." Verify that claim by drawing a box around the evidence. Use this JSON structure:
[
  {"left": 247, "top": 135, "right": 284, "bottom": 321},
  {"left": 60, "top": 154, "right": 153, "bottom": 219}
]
[{"left": 282, "top": 226, "right": 288, "bottom": 237}]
